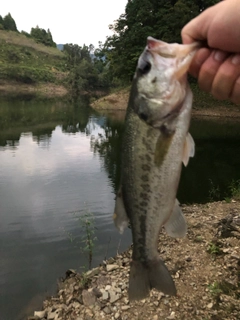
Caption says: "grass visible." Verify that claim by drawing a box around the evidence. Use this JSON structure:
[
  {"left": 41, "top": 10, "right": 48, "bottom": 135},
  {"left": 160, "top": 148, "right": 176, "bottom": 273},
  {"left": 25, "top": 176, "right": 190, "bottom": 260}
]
[
  {"left": 0, "top": 30, "right": 63, "bottom": 56},
  {"left": 207, "top": 241, "right": 222, "bottom": 255},
  {"left": 0, "top": 30, "right": 67, "bottom": 86}
]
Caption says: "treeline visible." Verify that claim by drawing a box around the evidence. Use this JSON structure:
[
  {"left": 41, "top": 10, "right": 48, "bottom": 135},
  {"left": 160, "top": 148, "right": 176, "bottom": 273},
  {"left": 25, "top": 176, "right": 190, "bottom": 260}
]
[
  {"left": 103, "top": 0, "right": 221, "bottom": 83},
  {"left": 0, "top": 2, "right": 222, "bottom": 97},
  {"left": 0, "top": 13, "right": 55, "bottom": 47}
]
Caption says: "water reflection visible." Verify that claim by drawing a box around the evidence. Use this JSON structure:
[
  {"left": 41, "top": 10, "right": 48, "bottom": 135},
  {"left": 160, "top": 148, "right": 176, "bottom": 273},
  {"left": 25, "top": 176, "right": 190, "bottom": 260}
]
[
  {"left": 0, "top": 97, "right": 240, "bottom": 320},
  {"left": 0, "top": 98, "right": 130, "bottom": 320}
]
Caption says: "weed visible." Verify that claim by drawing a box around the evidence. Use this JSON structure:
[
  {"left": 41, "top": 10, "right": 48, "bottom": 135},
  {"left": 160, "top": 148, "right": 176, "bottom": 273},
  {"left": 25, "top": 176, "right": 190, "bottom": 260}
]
[
  {"left": 208, "top": 179, "right": 221, "bottom": 202},
  {"left": 207, "top": 242, "right": 221, "bottom": 255},
  {"left": 228, "top": 179, "right": 240, "bottom": 201},
  {"left": 78, "top": 208, "right": 98, "bottom": 270},
  {"left": 224, "top": 197, "right": 231, "bottom": 203},
  {"left": 63, "top": 207, "right": 98, "bottom": 271},
  {"left": 208, "top": 282, "right": 223, "bottom": 298}
]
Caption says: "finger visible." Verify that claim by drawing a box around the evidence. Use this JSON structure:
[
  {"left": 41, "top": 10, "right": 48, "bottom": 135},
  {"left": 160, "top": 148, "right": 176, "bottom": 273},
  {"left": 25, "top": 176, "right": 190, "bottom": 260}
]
[
  {"left": 230, "top": 63, "right": 240, "bottom": 104},
  {"left": 181, "top": 9, "right": 212, "bottom": 44},
  {"left": 230, "top": 78, "right": 240, "bottom": 104},
  {"left": 211, "top": 54, "right": 240, "bottom": 100},
  {"left": 188, "top": 47, "right": 211, "bottom": 78},
  {"left": 198, "top": 50, "right": 229, "bottom": 93}
]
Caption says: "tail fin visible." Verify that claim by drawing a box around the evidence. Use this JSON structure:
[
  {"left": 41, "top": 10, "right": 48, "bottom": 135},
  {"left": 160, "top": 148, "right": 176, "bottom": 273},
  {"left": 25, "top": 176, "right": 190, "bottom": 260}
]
[{"left": 129, "top": 259, "right": 176, "bottom": 301}]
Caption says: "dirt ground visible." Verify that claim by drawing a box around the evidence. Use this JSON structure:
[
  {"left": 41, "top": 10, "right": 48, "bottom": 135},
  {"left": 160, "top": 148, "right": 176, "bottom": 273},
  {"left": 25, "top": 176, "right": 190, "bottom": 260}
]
[
  {"left": 27, "top": 90, "right": 240, "bottom": 320},
  {"left": 29, "top": 201, "right": 240, "bottom": 320},
  {"left": 0, "top": 81, "right": 68, "bottom": 98}
]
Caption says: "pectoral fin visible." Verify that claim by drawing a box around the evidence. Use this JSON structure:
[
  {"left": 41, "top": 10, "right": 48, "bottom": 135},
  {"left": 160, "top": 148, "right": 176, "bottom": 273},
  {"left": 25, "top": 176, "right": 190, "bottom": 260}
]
[
  {"left": 164, "top": 199, "right": 187, "bottom": 238},
  {"left": 113, "top": 187, "right": 129, "bottom": 234},
  {"left": 182, "top": 132, "right": 195, "bottom": 167}
]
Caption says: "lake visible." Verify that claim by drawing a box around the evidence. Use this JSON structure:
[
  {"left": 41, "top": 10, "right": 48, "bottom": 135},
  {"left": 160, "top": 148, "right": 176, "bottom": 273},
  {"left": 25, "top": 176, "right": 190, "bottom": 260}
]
[{"left": 0, "top": 98, "right": 240, "bottom": 320}]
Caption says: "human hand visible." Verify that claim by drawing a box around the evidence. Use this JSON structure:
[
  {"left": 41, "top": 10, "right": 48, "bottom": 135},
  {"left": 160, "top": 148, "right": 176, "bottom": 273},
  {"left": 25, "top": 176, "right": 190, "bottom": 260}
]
[{"left": 181, "top": 0, "right": 240, "bottom": 104}]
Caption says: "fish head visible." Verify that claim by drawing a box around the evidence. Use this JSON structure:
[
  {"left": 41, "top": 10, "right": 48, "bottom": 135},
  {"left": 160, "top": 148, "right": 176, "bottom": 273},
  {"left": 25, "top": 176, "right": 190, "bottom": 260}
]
[{"left": 133, "top": 37, "right": 200, "bottom": 129}]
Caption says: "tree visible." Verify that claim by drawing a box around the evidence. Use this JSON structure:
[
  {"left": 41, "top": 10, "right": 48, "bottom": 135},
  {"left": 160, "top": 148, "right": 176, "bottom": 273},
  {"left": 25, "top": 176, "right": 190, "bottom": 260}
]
[
  {"left": 0, "top": 15, "right": 4, "bottom": 30},
  {"left": 30, "top": 26, "right": 56, "bottom": 47},
  {"left": 3, "top": 13, "right": 18, "bottom": 31},
  {"left": 63, "top": 44, "right": 98, "bottom": 96},
  {"left": 104, "top": 0, "right": 221, "bottom": 82}
]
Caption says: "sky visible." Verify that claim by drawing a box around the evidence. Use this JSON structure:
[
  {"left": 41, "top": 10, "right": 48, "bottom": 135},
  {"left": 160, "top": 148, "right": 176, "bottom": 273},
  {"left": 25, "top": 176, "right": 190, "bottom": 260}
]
[{"left": 1, "top": 0, "right": 128, "bottom": 48}]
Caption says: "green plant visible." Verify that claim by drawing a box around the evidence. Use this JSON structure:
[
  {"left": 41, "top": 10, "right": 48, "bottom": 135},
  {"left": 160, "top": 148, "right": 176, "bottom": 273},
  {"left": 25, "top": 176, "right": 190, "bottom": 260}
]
[
  {"left": 208, "top": 282, "right": 223, "bottom": 297},
  {"left": 228, "top": 179, "right": 240, "bottom": 200},
  {"left": 78, "top": 208, "right": 97, "bottom": 270},
  {"left": 224, "top": 197, "right": 231, "bottom": 203},
  {"left": 207, "top": 242, "right": 221, "bottom": 255},
  {"left": 208, "top": 179, "right": 221, "bottom": 202}
]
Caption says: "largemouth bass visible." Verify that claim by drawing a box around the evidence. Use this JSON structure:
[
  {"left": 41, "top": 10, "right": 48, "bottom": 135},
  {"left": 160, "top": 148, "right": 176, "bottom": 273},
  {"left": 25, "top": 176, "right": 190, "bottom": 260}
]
[{"left": 113, "top": 37, "right": 199, "bottom": 300}]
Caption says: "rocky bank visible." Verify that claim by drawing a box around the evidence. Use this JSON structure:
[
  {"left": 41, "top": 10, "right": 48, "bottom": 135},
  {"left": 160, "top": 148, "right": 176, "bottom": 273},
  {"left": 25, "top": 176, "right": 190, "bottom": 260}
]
[{"left": 28, "top": 201, "right": 240, "bottom": 320}]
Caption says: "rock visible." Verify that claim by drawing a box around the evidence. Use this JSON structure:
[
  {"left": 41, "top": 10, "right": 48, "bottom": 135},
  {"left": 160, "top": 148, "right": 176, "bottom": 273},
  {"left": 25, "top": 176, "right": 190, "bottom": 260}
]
[
  {"left": 115, "top": 312, "right": 120, "bottom": 319},
  {"left": 47, "top": 311, "right": 57, "bottom": 320},
  {"left": 82, "top": 290, "right": 97, "bottom": 306},
  {"left": 109, "top": 290, "right": 121, "bottom": 303},
  {"left": 103, "top": 306, "right": 112, "bottom": 314},
  {"left": 105, "top": 285, "right": 112, "bottom": 291},
  {"left": 92, "top": 287, "right": 102, "bottom": 298},
  {"left": 34, "top": 311, "right": 46, "bottom": 318},
  {"left": 207, "top": 302, "right": 213, "bottom": 309},
  {"left": 96, "top": 275, "right": 110, "bottom": 286},
  {"left": 121, "top": 306, "right": 130, "bottom": 311},
  {"left": 65, "top": 269, "right": 76, "bottom": 277},
  {"left": 167, "top": 311, "right": 176, "bottom": 319},
  {"left": 106, "top": 264, "right": 119, "bottom": 272},
  {"left": 101, "top": 291, "right": 109, "bottom": 300},
  {"left": 86, "top": 267, "right": 99, "bottom": 277}
]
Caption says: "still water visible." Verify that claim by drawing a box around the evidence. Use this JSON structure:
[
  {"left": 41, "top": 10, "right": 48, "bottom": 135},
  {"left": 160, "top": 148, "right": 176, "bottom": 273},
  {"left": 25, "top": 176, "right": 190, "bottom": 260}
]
[{"left": 0, "top": 98, "right": 240, "bottom": 320}]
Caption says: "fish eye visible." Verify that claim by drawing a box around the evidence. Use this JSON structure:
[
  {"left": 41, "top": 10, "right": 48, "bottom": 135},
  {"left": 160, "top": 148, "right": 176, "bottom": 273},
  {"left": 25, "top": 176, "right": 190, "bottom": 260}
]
[{"left": 138, "top": 61, "right": 151, "bottom": 75}]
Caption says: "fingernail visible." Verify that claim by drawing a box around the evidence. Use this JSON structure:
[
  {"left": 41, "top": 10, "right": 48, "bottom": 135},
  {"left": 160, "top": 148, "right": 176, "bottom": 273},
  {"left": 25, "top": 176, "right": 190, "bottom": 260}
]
[
  {"left": 232, "top": 54, "right": 240, "bottom": 65},
  {"left": 214, "top": 50, "right": 227, "bottom": 62}
]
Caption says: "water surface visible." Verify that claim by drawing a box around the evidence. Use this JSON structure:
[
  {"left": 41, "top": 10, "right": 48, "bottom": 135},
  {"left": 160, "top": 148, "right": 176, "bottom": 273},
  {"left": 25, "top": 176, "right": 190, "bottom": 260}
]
[{"left": 0, "top": 98, "right": 240, "bottom": 320}]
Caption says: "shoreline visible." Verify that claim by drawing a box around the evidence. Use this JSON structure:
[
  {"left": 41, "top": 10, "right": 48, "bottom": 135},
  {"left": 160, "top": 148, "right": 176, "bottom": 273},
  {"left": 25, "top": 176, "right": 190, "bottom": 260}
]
[
  {"left": 28, "top": 200, "right": 240, "bottom": 320},
  {"left": 91, "top": 89, "right": 240, "bottom": 119},
  {"left": 0, "top": 82, "right": 68, "bottom": 99}
]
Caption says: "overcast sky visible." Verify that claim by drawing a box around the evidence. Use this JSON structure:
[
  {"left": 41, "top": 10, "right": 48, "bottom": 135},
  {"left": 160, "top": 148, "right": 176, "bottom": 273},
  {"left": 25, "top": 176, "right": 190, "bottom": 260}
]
[{"left": 1, "top": 0, "right": 128, "bottom": 47}]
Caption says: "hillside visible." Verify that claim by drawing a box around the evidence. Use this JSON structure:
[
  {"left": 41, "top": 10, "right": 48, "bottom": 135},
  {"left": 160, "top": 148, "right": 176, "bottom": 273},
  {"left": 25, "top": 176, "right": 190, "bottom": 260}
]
[{"left": 0, "top": 30, "right": 68, "bottom": 97}]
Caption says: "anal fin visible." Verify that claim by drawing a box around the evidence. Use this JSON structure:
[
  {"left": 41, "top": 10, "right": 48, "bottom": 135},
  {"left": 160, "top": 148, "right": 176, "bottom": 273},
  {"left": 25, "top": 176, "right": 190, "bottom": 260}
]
[
  {"left": 113, "top": 187, "right": 129, "bottom": 234},
  {"left": 164, "top": 199, "right": 187, "bottom": 238}
]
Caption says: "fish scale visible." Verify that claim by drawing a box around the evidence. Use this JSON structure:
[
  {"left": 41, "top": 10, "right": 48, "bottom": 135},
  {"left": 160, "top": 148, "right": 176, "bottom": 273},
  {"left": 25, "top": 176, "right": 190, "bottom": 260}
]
[{"left": 113, "top": 37, "right": 199, "bottom": 300}]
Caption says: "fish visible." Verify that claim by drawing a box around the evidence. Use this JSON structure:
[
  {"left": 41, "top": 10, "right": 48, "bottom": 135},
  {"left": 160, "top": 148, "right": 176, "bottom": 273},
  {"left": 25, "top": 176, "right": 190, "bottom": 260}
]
[{"left": 113, "top": 36, "right": 199, "bottom": 301}]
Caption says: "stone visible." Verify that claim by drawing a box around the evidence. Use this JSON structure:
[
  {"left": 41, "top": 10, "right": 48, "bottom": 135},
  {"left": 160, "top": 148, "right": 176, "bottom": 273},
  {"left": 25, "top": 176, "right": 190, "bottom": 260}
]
[
  {"left": 96, "top": 275, "right": 110, "bottom": 286},
  {"left": 47, "top": 311, "right": 57, "bottom": 320},
  {"left": 207, "top": 302, "right": 213, "bottom": 309},
  {"left": 82, "top": 290, "right": 97, "bottom": 306},
  {"left": 106, "top": 264, "right": 119, "bottom": 272},
  {"left": 115, "top": 312, "right": 120, "bottom": 319},
  {"left": 109, "top": 291, "right": 121, "bottom": 304},
  {"left": 103, "top": 306, "right": 112, "bottom": 314},
  {"left": 121, "top": 306, "right": 130, "bottom": 311},
  {"left": 102, "top": 291, "right": 109, "bottom": 300},
  {"left": 34, "top": 311, "right": 46, "bottom": 318},
  {"left": 86, "top": 267, "right": 99, "bottom": 277},
  {"left": 105, "top": 285, "right": 112, "bottom": 291},
  {"left": 92, "top": 287, "right": 102, "bottom": 298},
  {"left": 167, "top": 311, "right": 176, "bottom": 319}
]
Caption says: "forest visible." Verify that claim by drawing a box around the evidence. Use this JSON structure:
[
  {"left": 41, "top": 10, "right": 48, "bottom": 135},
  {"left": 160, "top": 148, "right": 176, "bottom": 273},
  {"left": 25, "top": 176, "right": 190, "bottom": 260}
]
[{"left": 0, "top": 1, "right": 220, "bottom": 97}]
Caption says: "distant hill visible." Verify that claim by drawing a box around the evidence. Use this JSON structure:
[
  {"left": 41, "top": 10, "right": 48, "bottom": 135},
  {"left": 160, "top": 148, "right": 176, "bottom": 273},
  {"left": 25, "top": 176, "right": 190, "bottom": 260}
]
[
  {"left": 0, "top": 30, "right": 68, "bottom": 96},
  {"left": 57, "top": 44, "right": 64, "bottom": 51}
]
